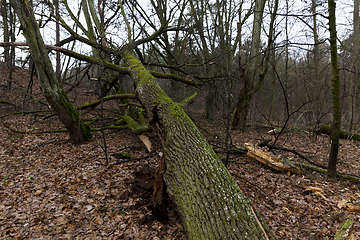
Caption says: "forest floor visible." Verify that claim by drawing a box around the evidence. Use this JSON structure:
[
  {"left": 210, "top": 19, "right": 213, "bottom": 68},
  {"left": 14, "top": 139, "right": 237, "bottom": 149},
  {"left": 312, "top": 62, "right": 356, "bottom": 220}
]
[{"left": 1, "top": 62, "right": 360, "bottom": 239}]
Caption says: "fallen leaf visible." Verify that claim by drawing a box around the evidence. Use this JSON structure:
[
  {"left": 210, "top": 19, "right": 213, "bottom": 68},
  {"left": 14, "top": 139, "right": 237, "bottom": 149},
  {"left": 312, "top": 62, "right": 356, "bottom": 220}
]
[
  {"left": 338, "top": 199, "right": 348, "bottom": 209},
  {"left": 138, "top": 134, "right": 152, "bottom": 153},
  {"left": 282, "top": 207, "right": 292, "bottom": 214}
]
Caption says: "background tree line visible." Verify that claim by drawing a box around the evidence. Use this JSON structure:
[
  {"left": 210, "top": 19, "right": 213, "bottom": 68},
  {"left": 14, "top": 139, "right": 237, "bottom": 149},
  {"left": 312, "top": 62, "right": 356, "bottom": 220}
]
[{"left": 1, "top": 0, "right": 357, "bottom": 131}]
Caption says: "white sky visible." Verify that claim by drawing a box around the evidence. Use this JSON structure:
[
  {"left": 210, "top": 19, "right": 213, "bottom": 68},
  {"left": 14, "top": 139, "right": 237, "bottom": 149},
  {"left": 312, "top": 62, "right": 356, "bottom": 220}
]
[{"left": 4, "top": 0, "right": 356, "bottom": 66}]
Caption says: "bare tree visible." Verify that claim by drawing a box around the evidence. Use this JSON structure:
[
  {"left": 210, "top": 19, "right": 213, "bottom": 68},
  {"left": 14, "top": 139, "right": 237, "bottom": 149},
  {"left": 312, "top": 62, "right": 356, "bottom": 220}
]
[
  {"left": 9, "top": 0, "right": 92, "bottom": 144},
  {"left": 232, "top": 0, "right": 269, "bottom": 131}
]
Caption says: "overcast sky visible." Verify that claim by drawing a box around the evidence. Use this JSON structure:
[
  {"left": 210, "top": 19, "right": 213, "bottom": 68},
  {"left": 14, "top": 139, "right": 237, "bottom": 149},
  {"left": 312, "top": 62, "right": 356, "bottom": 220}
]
[{"left": 8, "top": 0, "right": 356, "bottom": 66}]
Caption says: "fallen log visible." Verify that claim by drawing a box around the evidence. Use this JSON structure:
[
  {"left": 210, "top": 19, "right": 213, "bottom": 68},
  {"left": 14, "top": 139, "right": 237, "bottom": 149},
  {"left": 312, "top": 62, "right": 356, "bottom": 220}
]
[
  {"left": 245, "top": 143, "right": 360, "bottom": 183},
  {"left": 296, "top": 163, "right": 360, "bottom": 183},
  {"left": 313, "top": 124, "right": 360, "bottom": 141},
  {"left": 244, "top": 142, "right": 301, "bottom": 174},
  {"left": 258, "top": 140, "right": 327, "bottom": 169},
  {"left": 123, "top": 51, "right": 275, "bottom": 239}
]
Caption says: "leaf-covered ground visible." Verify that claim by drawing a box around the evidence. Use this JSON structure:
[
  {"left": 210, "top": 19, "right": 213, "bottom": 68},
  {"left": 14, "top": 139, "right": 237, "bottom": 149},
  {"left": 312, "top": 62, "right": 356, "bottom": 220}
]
[{"left": 1, "top": 63, "right": 360, "bottom": 239}]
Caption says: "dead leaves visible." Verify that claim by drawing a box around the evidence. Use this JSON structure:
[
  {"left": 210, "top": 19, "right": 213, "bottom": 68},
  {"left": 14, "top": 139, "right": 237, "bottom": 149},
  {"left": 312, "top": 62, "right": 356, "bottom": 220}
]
[
  {"left": 304, "top": 186, "right": 360, "bottom": 214},
  {"left": 2, "top": 104, "right": 360, "bottom": 239},
  {"left": 0, "top": 116, "right": 184, "bottom": 239},
  {"left": 304, "top": 186, "right": 329, "bottom": 201}
]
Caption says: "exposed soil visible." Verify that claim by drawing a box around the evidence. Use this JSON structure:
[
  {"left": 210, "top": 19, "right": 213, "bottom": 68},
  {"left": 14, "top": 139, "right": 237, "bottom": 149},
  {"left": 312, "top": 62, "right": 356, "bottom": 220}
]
[{"left": 1, "top": 62, "right": 360, "bottom": 239}]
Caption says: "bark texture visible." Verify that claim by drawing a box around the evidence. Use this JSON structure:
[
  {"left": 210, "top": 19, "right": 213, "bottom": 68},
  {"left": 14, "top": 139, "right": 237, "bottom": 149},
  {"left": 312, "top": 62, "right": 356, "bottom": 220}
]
[
  {"left": 10, "top": 0, "right": 91, "bottom": 144},
  {"left": 123, "top": 50, "right": 274, "bottom": 239}
]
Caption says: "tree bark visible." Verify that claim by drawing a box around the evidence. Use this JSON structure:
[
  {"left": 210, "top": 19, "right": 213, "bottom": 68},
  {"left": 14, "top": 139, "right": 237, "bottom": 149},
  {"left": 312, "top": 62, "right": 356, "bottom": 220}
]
[
  {"left": 123, "top": 49, "right": 275, "bottom": 239},
  {"left": 327, "top": 0, "right": 341, "bottom": 178},
  {"left": 10, "top": 0, "right": 91, "bottom": 144}
]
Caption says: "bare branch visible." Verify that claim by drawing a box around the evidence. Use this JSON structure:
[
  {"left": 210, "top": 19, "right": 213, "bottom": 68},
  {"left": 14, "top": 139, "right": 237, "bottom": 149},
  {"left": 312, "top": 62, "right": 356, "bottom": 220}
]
[
  {"left": 0, "top": 42, "right": 130, "bottom": 74},
  {"left": 149, "top": 70, "right": 203, "bottom": 87},
  {"left": 77, "top": 94, "right": 138, "bottom": 110}
]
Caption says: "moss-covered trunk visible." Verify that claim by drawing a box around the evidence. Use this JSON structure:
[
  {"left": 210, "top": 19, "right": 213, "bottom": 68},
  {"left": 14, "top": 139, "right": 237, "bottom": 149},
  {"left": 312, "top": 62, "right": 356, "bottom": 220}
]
[
  {"left": 123, "top": 50, "right": 274, "bottom": 239},
  {"left": 10, "top": 0, "right": 91, "bottom": 144}
]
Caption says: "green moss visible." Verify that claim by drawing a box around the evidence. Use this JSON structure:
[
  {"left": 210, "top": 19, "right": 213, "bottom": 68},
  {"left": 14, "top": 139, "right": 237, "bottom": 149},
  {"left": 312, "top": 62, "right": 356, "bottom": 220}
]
[
  {"left": 180, "top": 92, "right": 197, "bottom": 106},
  {"left": 138, "top": 108, "right": 146, "bottom": 124},
  {"left": 120, "top": 152, "right": 131, "bottom": 159},
  {"left": 57, "top": 90, "right": 92, "bottom": 141},
  {"left": 133, "top": 125, "right": 151, "bottom": 134},
  {"left": 122, "top": 115, "right": 139, "bottom": 130}
]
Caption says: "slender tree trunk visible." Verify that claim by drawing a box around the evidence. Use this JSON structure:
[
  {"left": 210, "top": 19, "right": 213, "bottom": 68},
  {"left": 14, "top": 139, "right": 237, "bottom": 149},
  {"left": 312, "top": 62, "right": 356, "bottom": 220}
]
[
  {"left": 9, "top": 2, "right": 15, "bottom": 89},
  {"left": 327, "top": 0, "right": 341, "bottom": 178},
  {"left": 1, "top": 0, "right": 13, "bottom": 89},
  {"left": 1, "top": 0, "right": 10, "bottom": 64},
  {"left": 311, "top": 0, "right": 321, "bottom": 126},
  {"left": 10, "top": 0, "right": 91, "bottom": 144},
  {"left": 189, "top": 0, "right": 218, "bottom": 120},
  {"left": 233, "top": 75, "right": 252, "bottom": 130},
  {"left": 122, "top": 49, "right": 275, "bottom": 239},
  {"left": 55, "top": 0, "right": 61, "bottom": 81},
  {"left": 349, "top": 0, "right": 359, "bottom": 131}
]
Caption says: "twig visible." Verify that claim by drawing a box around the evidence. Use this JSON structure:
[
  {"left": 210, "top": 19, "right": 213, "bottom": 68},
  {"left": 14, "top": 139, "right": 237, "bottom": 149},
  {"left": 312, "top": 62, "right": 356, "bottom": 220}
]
[
  {"left": 112, "top": 155, "right": 150, "bottom": 165},
  {"left": 0, "top": 109, "right": 51, "bottom": 119},
  {"left": 258, "top": 140, "right": 327, "bottom": 169},
  {"left": 1, "top": 121, "right": 67, "bottom": 134}
]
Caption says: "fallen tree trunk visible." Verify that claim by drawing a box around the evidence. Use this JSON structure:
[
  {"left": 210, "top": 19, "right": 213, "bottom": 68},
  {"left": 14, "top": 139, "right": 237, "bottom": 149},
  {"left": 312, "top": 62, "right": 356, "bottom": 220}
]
[
  {"left": 123, "top": 50, "right": 275, "bottom": 239},
  {"left": 4, "top": 4, "right": 275, "bottom": 235},
  {"left": 296, "top": 163, "right": 360, "bottom": 183},
  {"left": 313, "top": 124, "right": 360, "bottom": 141},
  {"left": 244, "top": 143, "right": 360, "bottom": 183},
  {"left": 244, "top": 143, "right": 301, "bottom": 174},
  {"left": 258, "top": 140, "right": 327, "bottom": 169}
]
